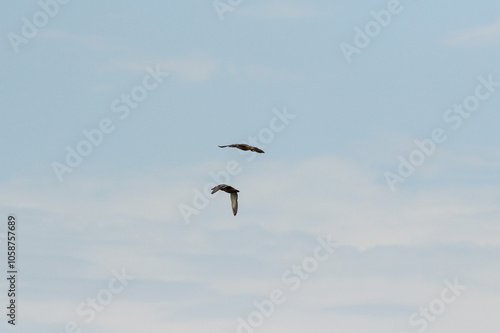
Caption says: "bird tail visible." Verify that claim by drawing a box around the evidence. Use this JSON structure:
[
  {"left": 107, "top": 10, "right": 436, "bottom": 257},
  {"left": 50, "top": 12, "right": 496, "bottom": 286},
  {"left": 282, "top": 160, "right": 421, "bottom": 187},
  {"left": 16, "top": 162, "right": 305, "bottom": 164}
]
[{"left": 231, "top": 192, "right": 238, "bottom": 216}]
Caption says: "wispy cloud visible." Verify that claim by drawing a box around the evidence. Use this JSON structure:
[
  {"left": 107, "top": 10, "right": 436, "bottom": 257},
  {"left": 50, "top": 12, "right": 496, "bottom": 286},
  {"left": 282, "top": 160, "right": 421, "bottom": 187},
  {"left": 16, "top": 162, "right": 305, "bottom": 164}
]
[
  {"left": 237, "top": 1, "right": 326, "bottom": 19},
  {"left": 3, "top": 155, "right": 500, "bottom": 250},
  {"left": 107, "top": 53, "right": 217, "bottom": 82},
  {"left": 225, "top": 62, "right": 302, "bottom": 81},
  {"left": 446, "top": 17, "right": 500, "bottom": 46},
  {"left": 37, "top": 28, "right": 114, "bottom": 52},
  {"left": 3, "top": 159, "right": 500, "bottom": 332},
  {"left": 230, "top": 155, "right": 500, "bottom": 250}
]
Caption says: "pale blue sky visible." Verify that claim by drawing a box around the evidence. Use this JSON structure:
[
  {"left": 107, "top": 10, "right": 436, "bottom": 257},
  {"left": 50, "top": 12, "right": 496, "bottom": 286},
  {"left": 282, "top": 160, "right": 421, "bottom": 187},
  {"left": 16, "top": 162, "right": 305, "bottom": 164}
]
[{"left": 1, "top": 1, "right": 500, "bottom": 332}]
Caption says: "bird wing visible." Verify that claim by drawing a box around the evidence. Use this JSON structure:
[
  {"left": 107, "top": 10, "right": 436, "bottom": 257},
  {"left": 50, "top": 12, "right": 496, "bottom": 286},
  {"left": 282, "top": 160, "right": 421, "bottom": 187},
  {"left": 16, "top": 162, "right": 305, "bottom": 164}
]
[
  {"left": 219, "top": 144, "right": 246, "bottom": 150},
  {"left": 211, "top": 184, "right": 226, "bottom": 194},
  {"left": 230, "top": 192, "right": 238, "bottom": 216},
  {"left": 219, "top": 143, "right": 264, "bottom": 153},
  {"left": 250, "top": 146, "right": 265, "bottom": 153}
]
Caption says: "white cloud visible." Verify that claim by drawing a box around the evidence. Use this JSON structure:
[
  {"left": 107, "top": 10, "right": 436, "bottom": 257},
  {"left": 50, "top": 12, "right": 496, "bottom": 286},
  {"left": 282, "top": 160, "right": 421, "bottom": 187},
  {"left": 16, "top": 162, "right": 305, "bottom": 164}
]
[
  {"left": 157, "top": 54, "right": 217, "bottom": 82},
  {"left": 234, "top": 155, "right": 500, "bottom": 250},
  {"left": 238, "top": 1, "right": 326, "bottom": 19},
  {"left": 3, "top": 155, "right": 500, "bottom": 249},
  {"left": 3, "top": 155, "right": 500, "bottom": 332},
  {"left": 225, "top": 62, "right": 302, "bottom": 81},
  {"left": 446, "top": 17, "right": 500, "bottom": 45},
  {"left": 107, "top": 54, "right": 217, "bottom": 82},
  {"left": 37, "top": 28, "right": 113, "bottom": 52},
  {"left": 37, "top": 28, "right": 74, "bottom": 40}
]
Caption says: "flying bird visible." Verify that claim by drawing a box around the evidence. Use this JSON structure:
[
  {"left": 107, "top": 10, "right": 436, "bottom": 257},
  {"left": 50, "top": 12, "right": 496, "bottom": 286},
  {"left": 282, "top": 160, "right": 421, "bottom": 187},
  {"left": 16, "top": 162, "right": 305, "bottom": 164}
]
[
  {"left": 211, "top": 184, "right": 239, "bottom": 216},
  {"left": 218, "top": 144, "right": 265, "bottom": 154}
]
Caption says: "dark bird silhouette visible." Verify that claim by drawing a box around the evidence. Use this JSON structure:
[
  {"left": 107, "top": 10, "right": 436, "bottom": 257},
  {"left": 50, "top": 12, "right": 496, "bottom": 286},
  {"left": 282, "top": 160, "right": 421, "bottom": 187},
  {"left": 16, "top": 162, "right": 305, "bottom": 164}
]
[
  {"left": 211, "top": 184, "right": 239, "bottom": 216},
  {"left": 218, "top": 144, "right": 265, "bottom": 153}
]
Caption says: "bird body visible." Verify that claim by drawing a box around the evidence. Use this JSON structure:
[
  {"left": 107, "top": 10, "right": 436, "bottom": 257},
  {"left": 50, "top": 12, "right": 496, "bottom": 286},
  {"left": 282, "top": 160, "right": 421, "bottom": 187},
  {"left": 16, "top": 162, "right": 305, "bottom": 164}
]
[
  {"left": 211, "top": 184, "right": 239, "bottom": 216},
  {"left": 218, "top": 144, "right": 265, "bottom": 153}
]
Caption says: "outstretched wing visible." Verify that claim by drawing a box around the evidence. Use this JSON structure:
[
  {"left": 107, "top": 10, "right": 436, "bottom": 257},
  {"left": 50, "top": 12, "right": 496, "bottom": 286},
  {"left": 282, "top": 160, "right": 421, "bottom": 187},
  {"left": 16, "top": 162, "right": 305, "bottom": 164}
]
[
  {"left": 230, "top": 192, "right": 238, "bottom": 216},
  {"left": 250, "top": 146, "right": 265, "bottom": 153},
  {"left": 219, "top": 144, "right": 243, "bottom": 148},
  {"left": 211, "top": 184, "right": 226, "bottom": 194},
  {"left": 219, "top": 144, "right": 264, "bottom": 153}
]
